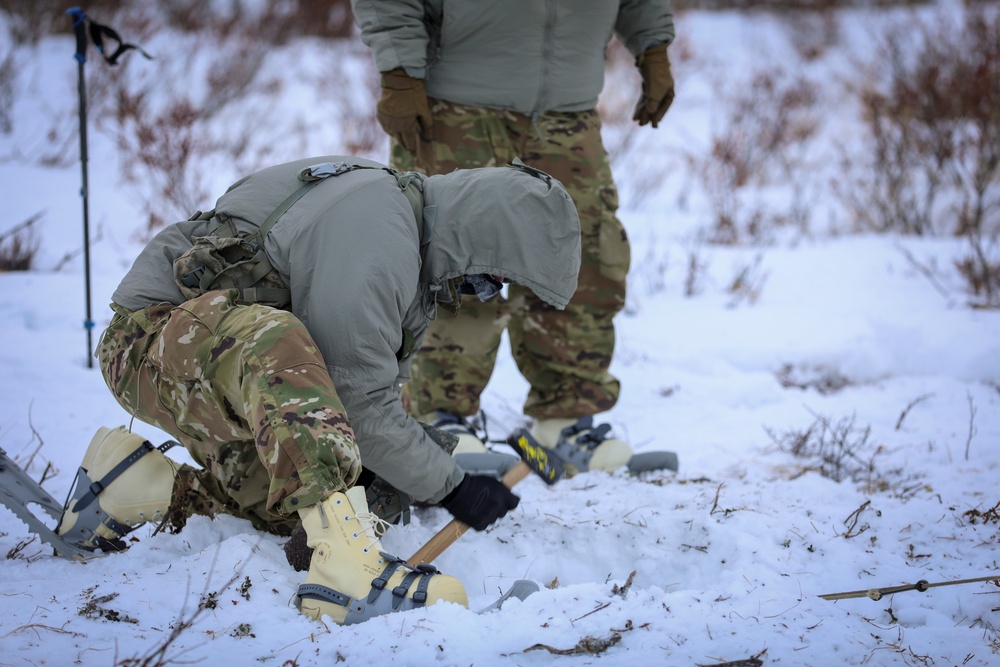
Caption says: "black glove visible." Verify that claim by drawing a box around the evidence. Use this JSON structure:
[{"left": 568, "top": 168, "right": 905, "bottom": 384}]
[{"left": 440, "top": 474, "right": 520, "bottom": 531}]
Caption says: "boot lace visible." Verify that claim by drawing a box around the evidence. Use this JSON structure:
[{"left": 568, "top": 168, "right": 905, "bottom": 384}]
[{"left": 353, "top": 509, "right": 394, "bottom": 553}]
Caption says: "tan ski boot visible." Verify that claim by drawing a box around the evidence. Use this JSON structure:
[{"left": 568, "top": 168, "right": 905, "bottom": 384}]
[
  {"left": 57, "top": 426, "right": 178, "bottom": 552},
  {"left": 296, "top": 486, "right": 468, "bottom": 624},
  {"left": 532, "top": 416, "right": 633, "bottom": 475}
]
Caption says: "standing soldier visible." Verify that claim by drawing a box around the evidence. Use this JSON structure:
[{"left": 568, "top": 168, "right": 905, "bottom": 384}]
[{"left": 352, "top": 0, "right": 676, "bottom": 470}]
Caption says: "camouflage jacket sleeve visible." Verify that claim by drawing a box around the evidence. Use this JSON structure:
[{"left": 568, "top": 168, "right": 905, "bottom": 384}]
[
  {"left": 615, "top": 0, "right": 676, "bottom": 57},
  {"left": 350, "top": 0, "right": 430, "bottom": 77}
]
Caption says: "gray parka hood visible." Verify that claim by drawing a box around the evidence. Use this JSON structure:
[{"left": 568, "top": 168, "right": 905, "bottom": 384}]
[{"left": 421, "top": 163, "right": 581, "bottom": 310}]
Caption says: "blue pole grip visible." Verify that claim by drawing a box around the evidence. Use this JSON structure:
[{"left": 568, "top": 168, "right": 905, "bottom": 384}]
[{"left": 66, "top": 7, "right": 87, "bottom": 64}]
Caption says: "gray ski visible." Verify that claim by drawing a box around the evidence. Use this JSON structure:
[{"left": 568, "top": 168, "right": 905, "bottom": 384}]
[
  {"left": 0, "top": 447, "right": 94, "bottom": 559},
  {"left": 627, "top": 450, "right": 679, "bottom": 473},
  {"left": 455, "top": 447, "right": 679, "bottom": 481}
]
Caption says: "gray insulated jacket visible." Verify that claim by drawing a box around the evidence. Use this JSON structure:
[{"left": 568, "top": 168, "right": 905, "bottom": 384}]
[
  {"left": 351, "top": 0, "right": 676, "bottom": 115},
  {"left": 112, "top": 156, "right": 581, "bottom": 503}
]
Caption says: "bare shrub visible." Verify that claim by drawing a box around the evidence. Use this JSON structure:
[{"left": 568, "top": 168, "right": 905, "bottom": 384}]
[
  {"left": 101, "top": 49, "right": 276, "bottom": 232},
  {"left": 955, "top": 231, "right": 1000, "bottom": 308},
  {"left": 711, "top": 69, "right": 818, "bottom": 195},
  {"left": 78, "top": 587, "right": 139, "bottom": 624},
  {"left": 157, "top": 0, "right": 355, "bottom": 42},
  {"left": 963, "top": 500, "right": 1000, "bottom": 526},
  {"left": 764, "top": 410, "right": 919, "bottom": 496},
  {"left": 684, "top": 245, "right": 709, "bottom": 298},
  {"left": 315, "top": 39, "right": 388, "bottom": 160},
  {"left": 779, "top": 6, "right": 842, "bottom": 61},
  {"left": 673, "top": 0, "right": 929, "bottom": 8},
  {"left": 950, "top": 7, "right": 1000, "bottom": 238},
  {"left": 35, "top": 3, "right": 379, "bottom": 238},
  {"left": 775, "top": 363, "right": 851, "bottom": 394},
  {"left": 0, "top": 48, "right": 14, "bottom": 135},
  {"left": 726, "top": 252, "right": 769, "bottom": 306},
  {"left": 0, "top": 212, "right": 42, "bottom": 271},
  {"left": 71, "top": 7, "right": 283, "bottom": 233},
  {"left": 0, "top": 0, "right": 352, "bottom": 44},
  {"left": 690, "top": 66, "right": 820, "bottom": 245},
  {"left": 6, "top": 535, "right": 44, "bottom": 562},
  {"left": 0, "top": 0, "right": 127, "bottom": 45},
  {"left": 842, "top": 3, "right": 1000, "bottom": 237}
]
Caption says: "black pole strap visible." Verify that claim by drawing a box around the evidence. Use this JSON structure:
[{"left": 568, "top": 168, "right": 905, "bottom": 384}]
[
  {"left": 87, "top": 19, "right": 153, "bottom": 66},
  {"left": 67, "top": 7, "right": 153, "bottom": 66}
]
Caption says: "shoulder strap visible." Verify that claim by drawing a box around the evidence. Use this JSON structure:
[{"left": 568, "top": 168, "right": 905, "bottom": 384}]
[
  {"left": 391, "top": 170, "right": 425, "bottom": 231},
  {"left": 287, "top": 162, "right": 426, "bottom": 239},
  {"left": 186, "top": 162, "right": 427, "bottom": 306},
  {"left": 246, "top": 161, "right": 425, "bottom": 244},
  {"left": 256, "top": 178, "right": 322, "bottom": 240}
]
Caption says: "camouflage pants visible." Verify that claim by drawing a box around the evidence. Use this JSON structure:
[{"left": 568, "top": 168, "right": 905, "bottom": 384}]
[
  {"left": 393, "top": 101, "right": 628, "bottom": 420},
  {"left": 97, "top": 290, "right": 361, "bottom": 535}
]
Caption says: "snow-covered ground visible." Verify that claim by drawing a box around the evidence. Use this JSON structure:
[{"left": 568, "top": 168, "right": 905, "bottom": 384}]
[{"left": 1, "top": 3, "right": 998, "bottom": 666}]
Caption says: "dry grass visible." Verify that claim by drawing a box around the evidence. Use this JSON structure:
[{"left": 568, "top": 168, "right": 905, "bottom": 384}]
[{"left": 0, "top": 212, "right": 42, "bottom": 271}]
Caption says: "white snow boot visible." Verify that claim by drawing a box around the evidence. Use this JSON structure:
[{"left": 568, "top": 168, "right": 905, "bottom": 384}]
[
  {"left": 531, "top": 416, "right": 633, "bottom": 475},
  {"left": 296, "top": 487, "right": 468, "bottom": 624},
  {"left": 56, "top": 426, "right": 178, "bottom": 552}
]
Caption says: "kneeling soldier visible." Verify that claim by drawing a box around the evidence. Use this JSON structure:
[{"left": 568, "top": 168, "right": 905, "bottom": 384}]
[{"left": 57, "top": 156, "right": 581, "bottom": 624}]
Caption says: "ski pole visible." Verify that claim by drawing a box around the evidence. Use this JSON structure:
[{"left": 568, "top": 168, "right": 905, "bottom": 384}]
[
  {"left": 67, "top": 7, "right": 94, "bottom": 368},
  {"left": 820, "top": 574, "right": 999, "bottom": 601},
  {"left": 65, "top": 8, "right": 152, "bottom": 367}
]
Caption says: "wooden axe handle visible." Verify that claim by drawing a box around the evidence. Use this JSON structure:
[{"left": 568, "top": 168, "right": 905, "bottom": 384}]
[{"left": 406, "top": 460, "right": 531, "bottom": 567}]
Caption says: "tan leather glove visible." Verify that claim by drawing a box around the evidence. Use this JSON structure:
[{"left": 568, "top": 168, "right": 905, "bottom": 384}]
[
  {"left": 633, "top": 46, "right": 675, "bottom": 129},
  {"left": 377, "top": 68, "right": 433, "bottom": 152}
]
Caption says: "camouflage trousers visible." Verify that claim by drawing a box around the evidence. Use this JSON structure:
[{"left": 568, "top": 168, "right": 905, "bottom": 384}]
[
  {"left": 97, "top": 290, "right": 361, "bottom": 536},
  {"left": 393, "top": 101, "right": 628, "bottom": 420}
]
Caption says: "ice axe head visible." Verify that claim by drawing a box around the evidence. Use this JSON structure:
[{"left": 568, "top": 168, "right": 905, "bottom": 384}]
[{"left": 506, "top": 428, "right": 568, "bottom": 485}]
